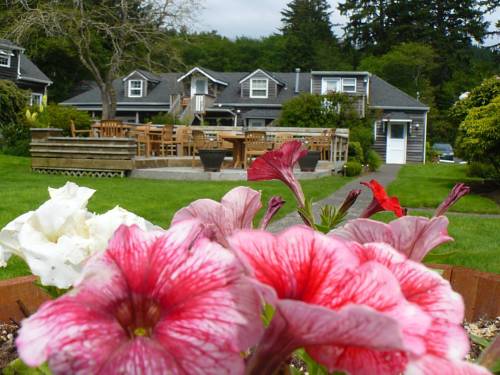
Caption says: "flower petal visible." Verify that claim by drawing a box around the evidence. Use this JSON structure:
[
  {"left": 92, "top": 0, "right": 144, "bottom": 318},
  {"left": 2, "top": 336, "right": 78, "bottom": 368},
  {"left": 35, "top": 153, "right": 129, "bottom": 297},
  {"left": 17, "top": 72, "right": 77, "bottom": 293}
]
[
  {"left": 0, "top": 211, "right": 33, "bottom": 266},
  {"left": 220, "top": 186, "right": 262, "bottom": 230},
  {"left": 405, "top": 355, "right": 492, "bottom": 375},
  {"left": 17, "top": 296, "right": 126, "bottom": 372}
]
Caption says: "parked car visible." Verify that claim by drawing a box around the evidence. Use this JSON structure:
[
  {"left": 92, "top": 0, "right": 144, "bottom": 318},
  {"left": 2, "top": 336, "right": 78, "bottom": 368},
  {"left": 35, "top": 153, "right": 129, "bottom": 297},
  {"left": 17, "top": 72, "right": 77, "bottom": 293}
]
[{"left": 432, "top": 143, "right": 454, "bottom": 161}]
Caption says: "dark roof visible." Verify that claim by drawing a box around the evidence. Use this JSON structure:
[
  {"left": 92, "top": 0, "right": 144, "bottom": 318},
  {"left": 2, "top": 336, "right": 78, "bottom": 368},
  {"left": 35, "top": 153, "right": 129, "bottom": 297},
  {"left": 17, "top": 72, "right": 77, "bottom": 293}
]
[
  {"left": 382, "top": 111, "right": 412, "bottom": 120},
  {"left": 214, "top": 72, "right": 310, "bottom": 105},
  {"left": 0, "top": 39, "right": 23, "bottom": 51},
  {"left": 135, "top": 69, "right": 161, "bottom": 82},
  {"left": 238, "top": 69, "right": 286, "bottom": 86},
  {"left": 61, "top": 73, "right": 182, "bottom": 105},
  {"left": 19, "top": 54, "right": 52, "bottom": 84},
  {"left": 242, "top": 108, "right": 282, "bottom": 119},
  {"left": 369, "top": 75, "right": 428, "bottom": 109}
]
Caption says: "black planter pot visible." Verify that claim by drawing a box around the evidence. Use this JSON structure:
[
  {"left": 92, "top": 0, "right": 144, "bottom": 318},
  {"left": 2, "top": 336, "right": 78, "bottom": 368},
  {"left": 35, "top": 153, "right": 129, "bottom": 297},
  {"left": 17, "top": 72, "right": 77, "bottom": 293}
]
[
  {"left": 199, "top": 149, "right": 226, "bottom": 172},
  {"left": 298, "top": 150, "right": 321, "bottom": 172}
]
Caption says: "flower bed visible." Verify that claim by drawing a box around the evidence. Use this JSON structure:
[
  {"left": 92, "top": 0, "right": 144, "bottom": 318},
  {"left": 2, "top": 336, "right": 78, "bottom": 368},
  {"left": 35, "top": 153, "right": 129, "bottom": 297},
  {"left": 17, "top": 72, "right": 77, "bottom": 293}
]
[{"left": 0, "top": 140, "right": 498, "bottom": 374}]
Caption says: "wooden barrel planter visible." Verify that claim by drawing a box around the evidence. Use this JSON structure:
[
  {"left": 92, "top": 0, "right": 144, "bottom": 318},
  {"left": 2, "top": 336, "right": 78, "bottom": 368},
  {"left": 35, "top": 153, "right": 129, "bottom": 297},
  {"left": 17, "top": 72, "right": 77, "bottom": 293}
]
[
  {"left": 428, "top": 264, "right": 500, "bottom": 321},
  {"left": 0, "top": 276, "right": 50, "bottom": 323}
]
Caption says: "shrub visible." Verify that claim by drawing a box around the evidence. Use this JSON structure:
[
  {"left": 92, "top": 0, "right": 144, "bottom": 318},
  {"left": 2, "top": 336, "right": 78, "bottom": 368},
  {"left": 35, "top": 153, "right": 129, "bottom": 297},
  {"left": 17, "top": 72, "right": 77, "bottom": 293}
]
[
  {"left": 0, "top": 122, "right": 31, "bottom": 156},
  {"left": 0, "top": 80, "right": 29, "bottom": 126},
  {"left": 0, "top": 80, "right": 30, "bottom": 155},
  {"left": 365, "top": 149, "right": 382, "bottom": 171},
  {"left": 466, "top": 162, "right": 498, "bottom": 180},
  {"left": 425, "top": 142, "right": 439, "bottom": 163},
  {"left": 36, "top": 104, "right": 92, "bottom": 134},
  {"left": 146, "top": 112, "right": 177, "bottom": 125},
  {"left": 345, "top": 161, "right": 362, "bottom": 176},
  {"left": 348, "top": 141, "right": 364, "bottom": 163}
]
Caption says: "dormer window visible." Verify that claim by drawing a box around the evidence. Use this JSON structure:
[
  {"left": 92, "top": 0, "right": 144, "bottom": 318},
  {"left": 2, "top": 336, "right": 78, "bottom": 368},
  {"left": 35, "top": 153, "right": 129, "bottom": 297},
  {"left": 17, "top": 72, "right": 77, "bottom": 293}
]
[
  {"left": 128, "top": 80, "right": 143, "bottom": 97},
  {"left": 250, "top": 79, "right": 268, "bottom": 98},
  {"left": 0, "top": 50, "right": 12, "bottom": 67},
  {"left": 342, "top": 78, "right": 357, "bottom": 93}
]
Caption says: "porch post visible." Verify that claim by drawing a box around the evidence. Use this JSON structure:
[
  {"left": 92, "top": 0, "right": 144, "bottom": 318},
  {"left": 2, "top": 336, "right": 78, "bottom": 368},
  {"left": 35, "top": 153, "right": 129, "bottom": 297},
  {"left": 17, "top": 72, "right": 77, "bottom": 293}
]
[{"left": 135, "top": 112, "right": 140, "bottom": 124}]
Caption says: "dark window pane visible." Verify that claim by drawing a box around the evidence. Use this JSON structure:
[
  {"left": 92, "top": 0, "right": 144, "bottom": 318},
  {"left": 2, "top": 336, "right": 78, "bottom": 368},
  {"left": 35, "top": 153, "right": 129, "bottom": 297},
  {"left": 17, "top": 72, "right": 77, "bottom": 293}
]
[{"left": 390, "top": 124, "right": 405, "bottom": 139}]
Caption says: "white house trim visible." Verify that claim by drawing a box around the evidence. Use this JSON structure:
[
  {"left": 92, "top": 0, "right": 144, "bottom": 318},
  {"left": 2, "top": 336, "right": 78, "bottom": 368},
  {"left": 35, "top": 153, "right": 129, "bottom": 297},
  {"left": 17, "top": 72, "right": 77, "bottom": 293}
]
[
  {"left": 423, "top": 111, "right": 428, "bottom": 164},
  {"left": 128, "top": 80, "right": 144, "bottom": 97},
  {"left": 122, "top": 70, "right": 150, "bottom": 82},
  {"left": 372, "top": 105, "right": 430, "bottom": 111},
  {"left": 239, "top": 69, "right": 283, "bottom": 85},
  {"left": 177, "top": 67, "right": 228, "bottom": 86},
  {"left": 18, "top": 76, "right": 53, "bottom": 85},
  {"left": 249, "top": 78, "right": 269, "bottom": 98}
]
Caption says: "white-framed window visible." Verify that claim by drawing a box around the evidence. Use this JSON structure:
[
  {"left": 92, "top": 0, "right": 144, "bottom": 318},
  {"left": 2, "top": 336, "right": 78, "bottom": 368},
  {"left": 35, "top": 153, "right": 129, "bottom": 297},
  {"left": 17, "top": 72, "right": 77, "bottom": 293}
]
[
  {"left": 342, "top": 78, "right": 357, "bottom": 93},
  {"left": 248, "top": 118, "right": 266, "bottom": 127},
  {"left": 250, "top": 78, "right": 268, "bottom": 98},
  {"left": 321, "top": 78, "right": 341, "bottom": 94},
  {"left": 0, "top": 51, "right": 11, "bottom": 67},
  {"left": 128, "top": 80, "right": 143, "bottom": 97},
  {"left": 30, "top": 93, "right": 43, "bottom": 106}
]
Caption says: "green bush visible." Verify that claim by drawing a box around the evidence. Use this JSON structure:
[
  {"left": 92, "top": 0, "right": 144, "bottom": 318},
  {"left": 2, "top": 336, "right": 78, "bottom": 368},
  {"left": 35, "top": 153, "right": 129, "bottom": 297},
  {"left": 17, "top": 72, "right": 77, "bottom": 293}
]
[
  {"left": 366, "top": 149, "right": 382, "bottom": 171},
  {"left": 425, "top": 142, "right": 439, "bottom": 163},
  {"left": 146, "top": 112, "right": 177, "bottom": 125},
  {"left": 348, "top": 141, "right": 364, "bottom": 163},
  {"left": 35, "top": 104, "right": 91, "bottom": 134},
  {"left": 345, "top": 161, "right": 363, "bottom": 176},
  {"left": 0, "top": 80, "right": 30, "bottom": 155},
  {"left": 0, "top": 80, "right": 29, "bottom": 126},
  {"left": 466, "top": 162, "right": 498, "bottom": 179}
]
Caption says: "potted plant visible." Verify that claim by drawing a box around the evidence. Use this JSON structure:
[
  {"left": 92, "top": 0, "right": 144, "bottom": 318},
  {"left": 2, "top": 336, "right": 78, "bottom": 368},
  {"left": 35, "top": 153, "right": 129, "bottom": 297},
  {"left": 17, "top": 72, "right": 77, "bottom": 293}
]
[
  {"left": 298, "top": 149, "right": 321, "bottom": 172},
  {"left": 198, "top": 143, "right": 226, "bottom": 172}
]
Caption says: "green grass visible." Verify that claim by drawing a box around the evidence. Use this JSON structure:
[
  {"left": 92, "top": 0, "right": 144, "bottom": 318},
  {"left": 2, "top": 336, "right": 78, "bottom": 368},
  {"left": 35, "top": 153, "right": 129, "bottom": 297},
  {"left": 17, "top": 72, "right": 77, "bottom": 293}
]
[
  {"left": 373, "top": 212, "right": 500, "bottom": 274},
  {"left": 0, "top": 154, "right": 352, "bottom": 280},
  {"left": 387, "top": 164, "right": 500, "bottom": 214}
]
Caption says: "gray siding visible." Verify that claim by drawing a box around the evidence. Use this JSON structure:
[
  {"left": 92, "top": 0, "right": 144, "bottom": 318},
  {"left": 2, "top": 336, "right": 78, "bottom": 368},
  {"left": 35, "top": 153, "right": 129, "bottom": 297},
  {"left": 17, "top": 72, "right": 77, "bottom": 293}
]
[
  {"left": 240, "top": 72, "right": 278, "bottom": 98},
  {"left": 0, "top": 51, "right": 18, "bottom": 81},
  {"left": 311, "top": 74, "right": 367, "bottom": 96},
  {"left": 373, "top": 110, "right": 427, "bottom": 163}
]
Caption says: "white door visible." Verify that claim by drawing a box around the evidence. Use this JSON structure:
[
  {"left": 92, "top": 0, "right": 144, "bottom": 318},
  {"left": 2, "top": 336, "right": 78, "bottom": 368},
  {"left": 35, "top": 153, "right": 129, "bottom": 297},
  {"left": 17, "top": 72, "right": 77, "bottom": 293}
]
[{"left": 386, "top": 122, "right": 407, "bottom": 164}]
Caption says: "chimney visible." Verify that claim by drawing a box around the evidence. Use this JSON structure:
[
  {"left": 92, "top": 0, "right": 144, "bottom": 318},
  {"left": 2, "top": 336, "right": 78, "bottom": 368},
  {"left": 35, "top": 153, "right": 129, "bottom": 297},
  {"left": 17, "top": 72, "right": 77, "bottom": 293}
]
[{"left": 294, "top": 68, "right": 301, "bottom": 93}]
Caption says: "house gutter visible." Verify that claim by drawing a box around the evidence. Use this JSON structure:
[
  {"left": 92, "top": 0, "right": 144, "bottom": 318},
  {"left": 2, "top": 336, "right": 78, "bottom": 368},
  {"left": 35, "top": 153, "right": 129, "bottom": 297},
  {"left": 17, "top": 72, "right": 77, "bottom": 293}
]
[
  {"left": 19, "top": 76, "right": 53, "bottom": 85},
  {"left": 215, "top": 103, "right": 282, "bottom": 108},
  {"left": 370, "top": 105, "right": 430, "bottom": 111}
]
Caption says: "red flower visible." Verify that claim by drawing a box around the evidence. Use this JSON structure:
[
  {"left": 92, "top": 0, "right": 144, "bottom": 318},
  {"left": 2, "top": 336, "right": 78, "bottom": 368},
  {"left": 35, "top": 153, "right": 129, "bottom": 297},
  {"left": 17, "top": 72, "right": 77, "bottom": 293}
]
[
  {"left": 360, "top": 180, "right": 406, "bottom": 218},
  {"left": 247, "top": 141, "right": 307, "bottom": 207}
]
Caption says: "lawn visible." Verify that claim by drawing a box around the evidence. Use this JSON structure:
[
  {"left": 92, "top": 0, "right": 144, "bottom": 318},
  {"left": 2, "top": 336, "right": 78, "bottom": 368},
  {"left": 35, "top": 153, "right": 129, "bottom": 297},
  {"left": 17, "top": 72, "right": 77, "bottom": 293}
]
[
  {"left": 373, "top": 212, "right": 500, "bottom": 274},
  {"left": 0, "top": 154, "right": 352, "bottom": 280},
  {"left": 387, "top": 164, "right": 500, "bottom": 214}
]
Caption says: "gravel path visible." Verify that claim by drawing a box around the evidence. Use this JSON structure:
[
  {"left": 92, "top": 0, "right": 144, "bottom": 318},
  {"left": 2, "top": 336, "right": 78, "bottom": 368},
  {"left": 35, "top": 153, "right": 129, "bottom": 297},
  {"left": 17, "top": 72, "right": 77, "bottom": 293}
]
[{"left": 268, "top": 164, "right": 402, "bottom": 232}]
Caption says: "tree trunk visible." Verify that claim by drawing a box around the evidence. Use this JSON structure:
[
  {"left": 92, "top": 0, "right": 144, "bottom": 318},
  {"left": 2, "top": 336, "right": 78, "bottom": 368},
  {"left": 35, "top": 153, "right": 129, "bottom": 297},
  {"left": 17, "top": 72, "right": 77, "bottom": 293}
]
[{"left": 100, "top": 83, "right": 117, "bottom": 120}]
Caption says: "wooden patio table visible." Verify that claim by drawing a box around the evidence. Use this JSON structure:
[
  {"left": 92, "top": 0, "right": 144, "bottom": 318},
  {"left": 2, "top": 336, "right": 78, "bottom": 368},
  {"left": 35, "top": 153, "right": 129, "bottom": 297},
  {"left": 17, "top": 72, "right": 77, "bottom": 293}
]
[{"left": 220, "top": 134, "right": 246, "bottom": 168}]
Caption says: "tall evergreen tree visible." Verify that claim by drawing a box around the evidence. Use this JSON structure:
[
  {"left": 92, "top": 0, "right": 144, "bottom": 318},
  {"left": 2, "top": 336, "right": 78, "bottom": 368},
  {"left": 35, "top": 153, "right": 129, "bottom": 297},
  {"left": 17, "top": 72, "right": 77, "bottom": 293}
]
[
  {"left": 280, "top": 0, "right": 346, "bottom": 70},
  {"left": 339, "top": 0, "right": 489, "bottom": 54}
]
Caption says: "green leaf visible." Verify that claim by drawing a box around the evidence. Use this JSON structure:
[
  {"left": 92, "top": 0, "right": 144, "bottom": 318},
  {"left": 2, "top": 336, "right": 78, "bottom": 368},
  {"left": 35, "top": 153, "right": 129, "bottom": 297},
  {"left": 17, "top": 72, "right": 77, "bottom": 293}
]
[
  {"left": 3, "top": 359, "right": 52, "bottom": 375},
  {"left": 34, "top": 280, "right": 69, "bottom": 299},
  {"left": 294, "top": 349, "right": 330, "bottom": 375},
  {"left": 470, "top": 333, "right": 491, "bottom": 348},
  {"left": 261, "top": 303, "right": 275, "bottom": 327}
]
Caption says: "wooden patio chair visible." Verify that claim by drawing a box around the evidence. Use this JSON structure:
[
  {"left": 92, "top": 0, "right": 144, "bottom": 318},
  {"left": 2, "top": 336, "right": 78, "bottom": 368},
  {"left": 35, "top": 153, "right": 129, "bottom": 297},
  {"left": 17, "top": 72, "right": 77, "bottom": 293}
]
[
  {"left": 274, "top": 132, "right": 294, "bottom": 148},
  {"left": 149, "top": 125, "right": 179, "bottom": 157},
  {"left": 244, "top": 133, "right": 273, "bottom": 169},
  {"left": 245, "top": 130, "right": 266, "bottom": 140},
  {"left": 130, "top": 123, "right": 152, "bottom": 157},
  {"left": 175, "top": 126, "right": 193, "bottom": 156},
  {"left": 307, "top": 135, "right": 331, "bottom": 160},
  {"left": 191, "top": 130, "right": 222, "bottom": 167},
  {"left": 99, "top": 120, "right": 130, "bottom": 138},
  {"left": 69, "top": 120, "right": 92, "bottom": 138},
  {"left": 217, "top": 131, "right": 236, "bottom": 151}
]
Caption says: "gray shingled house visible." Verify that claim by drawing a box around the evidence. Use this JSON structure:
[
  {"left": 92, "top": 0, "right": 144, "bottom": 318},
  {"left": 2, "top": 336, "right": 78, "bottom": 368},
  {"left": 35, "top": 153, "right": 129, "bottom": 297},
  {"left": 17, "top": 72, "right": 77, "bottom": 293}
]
[
  {"left": 0, "top": 39, "right": 52, "bottom": 105},
  {"left": 61, "top": 66, "right": 429, "bottom": 164}
]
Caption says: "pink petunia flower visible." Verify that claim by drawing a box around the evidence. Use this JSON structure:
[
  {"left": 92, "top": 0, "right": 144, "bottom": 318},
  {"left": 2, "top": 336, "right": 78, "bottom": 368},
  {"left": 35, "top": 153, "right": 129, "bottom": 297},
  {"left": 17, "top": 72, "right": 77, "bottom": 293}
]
[
  {"left": 360, "top": 179, "right": 406, "bottom": 218},
  {"left": 349, "top": 242, "right": 490, "bottom": 375},
  {"left": 330, "top": 183, "right": 471, "bottom": 262},
  {"left": 171, "top": 186, "right": 263, "bottom": 246},
  {"left": 229, "top": 226, "right": 428, "bottom": 375},
  {"left": 247, "top": 140, "right": 307, "bottom": 207},
  {"left": 329, "top": 216, "right": 453, "bottom": 262},
  {"left": 229, "top": 226, "right": 487, "bottom": 375},
  {"left": 16, "top": 221, "right": 264, "bottom": 374}
]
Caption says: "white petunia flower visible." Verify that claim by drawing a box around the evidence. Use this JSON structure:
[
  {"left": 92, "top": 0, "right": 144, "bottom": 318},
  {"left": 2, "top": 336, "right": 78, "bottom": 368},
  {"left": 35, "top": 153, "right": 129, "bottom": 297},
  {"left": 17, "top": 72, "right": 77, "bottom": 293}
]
[{"left": 0, "top": 182, "right": 158, "bottom": 289}]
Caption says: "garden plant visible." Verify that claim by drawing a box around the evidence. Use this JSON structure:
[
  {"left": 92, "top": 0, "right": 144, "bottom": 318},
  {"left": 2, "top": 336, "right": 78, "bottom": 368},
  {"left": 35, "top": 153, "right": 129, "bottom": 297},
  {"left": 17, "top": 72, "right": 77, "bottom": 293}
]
[{"left": 0, "top": 141, "right": 498, "bottom": 374}]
